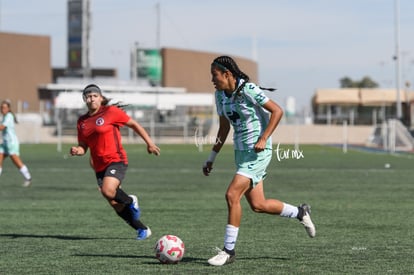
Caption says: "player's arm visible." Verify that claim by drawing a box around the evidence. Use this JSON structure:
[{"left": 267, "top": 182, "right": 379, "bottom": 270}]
[
  {"left": 125, "top": 118, "right": 160, "bottom": 156},
  {"left": 203, "top": 115, "right": 230, "bottom": 176},
  {"left": 212, "top": 115, "right": 230, "bottom": 153},
  {"left": 0, "top": 117, "right": 10, "bottom": 131},
  {"left": 254, "top": 99, "right": 283, "bottom": 152}
]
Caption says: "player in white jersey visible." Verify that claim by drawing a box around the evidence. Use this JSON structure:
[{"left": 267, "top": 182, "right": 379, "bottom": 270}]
[
  {"left": 0, "top": 100, "right": 32, "bottom": 187},
  {"left": 203, "top": 56, "right": 315, "bottom": 266}
]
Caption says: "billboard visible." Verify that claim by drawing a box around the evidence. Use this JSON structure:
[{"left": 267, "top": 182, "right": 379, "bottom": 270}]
[
  {"left": 136, "top": 49, "right": 162, "bottom": 86},
  {"left": 67, "top": 0, "right": 83, "bottom": 69}
]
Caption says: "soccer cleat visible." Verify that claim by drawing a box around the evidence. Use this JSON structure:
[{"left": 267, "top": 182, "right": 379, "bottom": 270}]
[
  {"left": 22, "top": 179, "right": 32, "bottom": 187},
  {"left": 129, "top": 195, "right": 141, "bottom": 220},
  {"left": 298, "top": 203, "right": 316, "bottom": 238},
  {"left": 136, "top": 227, "right": 152, "bottom": 240},
  {"left": 207, "top": 248, "right": 236, "bottom": 266}
]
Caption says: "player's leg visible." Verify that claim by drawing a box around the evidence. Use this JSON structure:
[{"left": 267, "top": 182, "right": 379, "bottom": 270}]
[
  {"left": 247, "top": 148, "right": 315, "bottom": 237},
  {"left": 9, "top": 154, "right": 32, "bottom": 187},
  {"left": 99, "top": 163, "right": 137, "bottom": 216},
  {"left": 226, "top": 174, "right": 251, "bottom": 226},
  {"left": 100, "top": 174, "right": 151, "bottom": 240},
  {"left": 0, "top": 152, "right": 5, "bottom": 176},
  {"left": 208, "top": 174, "right": 250, "bottom": 266},
  {"left": 244, "top": 181, "right": 285, "bottom": 214},
  {"left": 245, "top": 181, "right": 315, "bottom": 238}
]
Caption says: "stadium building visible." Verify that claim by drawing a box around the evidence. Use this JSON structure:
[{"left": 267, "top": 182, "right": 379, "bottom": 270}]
[{"left": 0, "top": 30, "right": 258, "bottom": 143}]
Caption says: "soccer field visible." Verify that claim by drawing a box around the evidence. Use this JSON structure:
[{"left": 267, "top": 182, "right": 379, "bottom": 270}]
[{"left": 0, "top": 144, "right": 413, "bottom": 274}]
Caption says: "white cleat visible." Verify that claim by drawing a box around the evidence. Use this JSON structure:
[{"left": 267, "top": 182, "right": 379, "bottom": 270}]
[
  {"left": 208, "top": 248, "right": 235, "bottom": 266},
  {"left": 298, "top": 204, "right": 316, "bottom": 238},
  {"left": 23, "top": 179, "right": 32, "bottom": 187}
]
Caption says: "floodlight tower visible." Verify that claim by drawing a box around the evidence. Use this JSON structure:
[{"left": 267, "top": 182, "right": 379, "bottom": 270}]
[{"left": 67, "top": 0, "right": 91, "bottom": 78}]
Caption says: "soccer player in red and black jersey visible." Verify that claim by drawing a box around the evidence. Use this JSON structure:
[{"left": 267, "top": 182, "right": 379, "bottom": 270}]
[{"left": 70, "top": 84, "right": 160, "bottom": 240}]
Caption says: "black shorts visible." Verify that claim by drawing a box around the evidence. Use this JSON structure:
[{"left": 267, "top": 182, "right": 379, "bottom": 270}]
[{"left": 95, "top": 162, "right": 128, "bottom": 187}]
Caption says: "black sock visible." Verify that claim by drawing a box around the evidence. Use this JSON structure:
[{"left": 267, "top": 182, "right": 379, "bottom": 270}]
[
  {"left": 114, "top": 188, "right": 133, "bottom": 204},
  {"left": 116, "top": 206, "right": 147, "bottom": 230},
  {"left": 133, "top": 219, "right": 148, "bottom": 230},
  {"left": 297, "top": 206, "right": 304, "bottom": 221},
  {"left": 223, "top": 247, "right": 235, "bottom": 255}
]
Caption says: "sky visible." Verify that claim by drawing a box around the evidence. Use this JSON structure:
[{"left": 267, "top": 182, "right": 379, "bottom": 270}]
[{"left": 1, "top": 0, "right": 414, "bottom": 113}]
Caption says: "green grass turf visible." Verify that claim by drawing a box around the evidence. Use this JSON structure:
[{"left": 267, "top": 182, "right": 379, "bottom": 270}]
[{"left": 0, "top": 144, "right": 413, "bottom": 274}]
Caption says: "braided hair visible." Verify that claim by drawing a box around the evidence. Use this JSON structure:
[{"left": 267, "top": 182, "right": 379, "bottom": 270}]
[{"left": 212, "top": 56, "right": 276, "bottom": 95}]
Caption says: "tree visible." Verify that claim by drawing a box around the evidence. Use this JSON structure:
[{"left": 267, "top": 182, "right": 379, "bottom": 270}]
[
  {"left": 340, "top": 77, "right": 355, "bottom": 88},
  {"left": 339, "top": 76, "right": 379, "bottom": 88},
  {"left": 359, "top": 76, "right": 379, "bottom": 88}
]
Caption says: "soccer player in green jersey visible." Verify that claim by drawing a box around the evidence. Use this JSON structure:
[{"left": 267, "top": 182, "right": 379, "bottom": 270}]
[
  {"left": 203, "top": 56, "right": 316, "bottom": 266},
  {"left": 0, "top": 100, "right": 32, "bottom": 187}
]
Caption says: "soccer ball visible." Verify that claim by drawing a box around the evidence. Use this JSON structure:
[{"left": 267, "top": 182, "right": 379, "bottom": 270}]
[{"left": 154, "top": 235, "right": 185, "bottom": 264}]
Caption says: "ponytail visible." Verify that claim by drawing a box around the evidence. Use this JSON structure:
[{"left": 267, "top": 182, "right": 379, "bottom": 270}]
[
  {"left": 259, "top": 86, "right": 277, "bottom": 92},
  {"left": 212, "top": 56, "right": 276, "bottom": 95}
]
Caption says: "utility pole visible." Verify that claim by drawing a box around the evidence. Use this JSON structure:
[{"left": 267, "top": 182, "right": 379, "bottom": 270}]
[
  {"left": 0, "top": 0, "right": 2, "bottom": 31},
  {"left": 83, "top": 0, "right": 91, "bottom": 78},
  {"left": 156, "top": 2, "right": 160, "bottom": 49}
]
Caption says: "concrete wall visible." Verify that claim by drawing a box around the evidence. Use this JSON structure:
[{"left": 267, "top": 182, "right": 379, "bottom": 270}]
[
  {"left": 14, "top": 122, "right": 373, "bottom": 146},
  {"left": 207, "top": 123, "right": 373, "bottom": 146},
  {"left": 162, "top": 48, "right": 258, "bottom": 93},
  {"left": 0, "top": 32, "right": 52, "bottom": 112},
  {"left": 272, "top": 124, "right": 373, "bottom": 145}
]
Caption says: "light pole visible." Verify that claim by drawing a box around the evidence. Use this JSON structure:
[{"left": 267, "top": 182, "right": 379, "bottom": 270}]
[{"left": 394, "top": 0, "right": 402, "bottom": 119}]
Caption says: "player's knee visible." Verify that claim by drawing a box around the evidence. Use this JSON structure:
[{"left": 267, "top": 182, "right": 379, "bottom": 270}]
[
  {"left": 249, "top": 201, "right": 265, "bottom": 213},
  {"left": 225, "top": 190, "right": 239, "bottom": 205},
  {"left": 100, "top": 186, "right": 116, "bottom": 200}
]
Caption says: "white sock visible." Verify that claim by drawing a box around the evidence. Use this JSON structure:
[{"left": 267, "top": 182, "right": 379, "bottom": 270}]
[
  {"left": 224, "top": 224, "right": 239, "bottom": 252},
  {"left": 0, "top": 167, "right": 2, "bottom": 176},
  {"left": 280, "top": 203, "right": 299, "bottom": 218},
  {"left": 19, "top": 165, "right": 31, "bottom": 181}
]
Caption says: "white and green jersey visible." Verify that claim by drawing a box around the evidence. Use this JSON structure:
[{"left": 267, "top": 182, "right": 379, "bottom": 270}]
[
  {"left": 1, "top": 112, "right": 19, "bottom": 145},
  {"left": 215, "top": 80, "right": 272, "bottom": 150}
]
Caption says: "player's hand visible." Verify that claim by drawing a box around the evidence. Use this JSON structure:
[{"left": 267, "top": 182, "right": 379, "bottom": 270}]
[
  {"left": 202, "top": 161, "right": 213, "bottom": 176},
  {"left": 147, "top": 144, "right": 161, "bottom": 156},
  {"left": 254, "top": 137, "right": 267, "bottom": 152},
  {"left": 70, "top": 146, "right": 84, "bottom": 156}
]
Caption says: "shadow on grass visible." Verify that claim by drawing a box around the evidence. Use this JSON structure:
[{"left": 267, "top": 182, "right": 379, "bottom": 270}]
[
  {"left": 0, "top": 233, "right": 126, "bottom": 240},
  {"left": 73, "top": 253, "right": 154, "bottom": 260},
  {"left": 237, "top": 256, "right": 290, "bottom": 261},
  {"left": 74, "top": 253, "right": 206, "bottom": 264}
]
